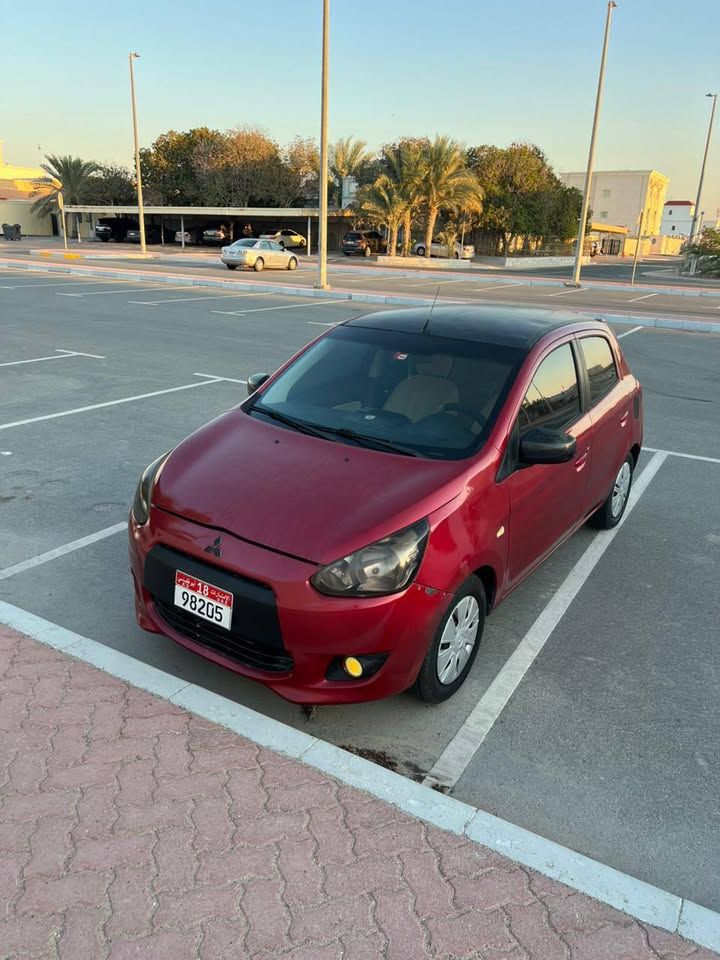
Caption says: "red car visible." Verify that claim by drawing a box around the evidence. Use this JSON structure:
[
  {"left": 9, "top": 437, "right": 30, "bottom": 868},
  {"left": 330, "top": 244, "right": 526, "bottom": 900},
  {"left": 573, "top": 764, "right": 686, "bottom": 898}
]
[{"left": 129, "top": 306, "right": 642, "bottom": 705}]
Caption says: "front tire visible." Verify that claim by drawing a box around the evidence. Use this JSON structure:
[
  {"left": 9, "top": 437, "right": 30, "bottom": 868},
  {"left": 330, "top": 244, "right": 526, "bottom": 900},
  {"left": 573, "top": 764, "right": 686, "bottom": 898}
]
[
  {"left": 287, "top": 256, "right": 297, "bottom": 271},
  {"left": 416, "top": 246, "right": 425, "bottom": 257},
  {"left": 364, "top": 245, "right": 372, "bottom": 258},
  {"left": 411, "top": 575, "right": 485, "bottom": 703},
  {"left": 253, "top": 257, "right": 265, "bottom": 272},
  {"left": 226, "top": 264, "right": 237, "bottom": 271},
  {"left": 588, "top": 453, "right": 634, "bottom": 530}
]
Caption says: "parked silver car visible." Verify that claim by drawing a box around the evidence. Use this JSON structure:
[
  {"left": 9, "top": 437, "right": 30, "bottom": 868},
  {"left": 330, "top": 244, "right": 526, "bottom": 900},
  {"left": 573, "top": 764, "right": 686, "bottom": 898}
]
[
  {"left": 413, "top": 240, "right": 475, "bottom": 260},
  {"left": 220, "top": 238, "right": 299, "bottom": 272}
]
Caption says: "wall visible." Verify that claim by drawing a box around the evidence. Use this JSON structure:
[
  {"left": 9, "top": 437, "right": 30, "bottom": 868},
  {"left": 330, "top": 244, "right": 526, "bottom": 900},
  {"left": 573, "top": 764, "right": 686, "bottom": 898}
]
[
  {"left": 0, "top": 200, "right": 55, "bottom": 237},
  {"left": 660, "top": 204, "right": 694, "bottom": 237},
  {"left": 623, "top": 235, "right": 684, "bottom": 257},
  {"left": 559, "top": 170, "right": 669, "bottom": 234}
]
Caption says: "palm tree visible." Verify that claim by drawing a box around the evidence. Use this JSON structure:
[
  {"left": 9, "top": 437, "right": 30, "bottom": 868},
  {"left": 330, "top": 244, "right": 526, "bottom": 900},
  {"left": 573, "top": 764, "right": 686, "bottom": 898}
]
[
  {"left": 383, "top": 140, "right": 426, "bottom": 257},
  {"left": 31, "top": 155, "right": 101, "bottom": 239},
  {"left": 354, "top": 176, "right": 409, "bottom": 256},
  {"left": 416, "top": 137, "right": 483, "bottom": 258},
  {"left": 329, "top": 137, "right": 368, "bottom": 208}
]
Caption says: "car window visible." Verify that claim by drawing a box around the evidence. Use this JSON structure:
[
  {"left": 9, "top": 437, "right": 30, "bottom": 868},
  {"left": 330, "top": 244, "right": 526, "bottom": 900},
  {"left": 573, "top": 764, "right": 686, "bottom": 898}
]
[
  {"left": 579, "top": 336, "right": 619, "bottom": 405},
  {"left": 519, "top": 343, "right": 580, "bottom": 434},
  {"left": 248, "top": 326, "right": 524, "bottom": 460},
  {"left": 231, "top": 239, "right": 256, "bottom": 248},
  {"left": 344, "top": 232, "right": 361, "bottom": 240},
  {"left": 269, "top": 241, "right": 283, "bottom": 251},
  {"left": 259, "top": 241, "right": 271, "bottom": 250}
]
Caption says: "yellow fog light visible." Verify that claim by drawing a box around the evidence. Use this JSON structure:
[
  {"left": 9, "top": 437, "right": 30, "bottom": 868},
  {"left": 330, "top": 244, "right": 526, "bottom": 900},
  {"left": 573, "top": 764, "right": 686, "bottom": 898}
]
[{"left": 343, "top": 656, "right": 364, "bottom": 678}]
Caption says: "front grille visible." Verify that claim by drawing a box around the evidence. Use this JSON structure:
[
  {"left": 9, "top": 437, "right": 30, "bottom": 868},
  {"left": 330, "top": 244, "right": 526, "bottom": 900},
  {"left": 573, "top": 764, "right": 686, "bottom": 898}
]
[{"left": 155, "top": 600, "right": 293, "bottom": 674}]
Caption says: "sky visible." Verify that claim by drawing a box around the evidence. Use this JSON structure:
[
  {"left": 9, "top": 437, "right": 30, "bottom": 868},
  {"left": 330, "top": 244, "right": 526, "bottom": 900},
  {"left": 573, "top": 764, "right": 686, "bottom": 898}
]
[{"left": 3, "top": 0, "right": 719, "bottom": 216}]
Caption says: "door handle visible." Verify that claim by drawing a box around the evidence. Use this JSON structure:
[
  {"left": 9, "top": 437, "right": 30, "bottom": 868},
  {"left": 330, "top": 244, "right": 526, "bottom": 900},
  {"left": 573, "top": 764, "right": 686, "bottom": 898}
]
[{"left": 619, "top": 410, "right": 629, "bottom": 428}]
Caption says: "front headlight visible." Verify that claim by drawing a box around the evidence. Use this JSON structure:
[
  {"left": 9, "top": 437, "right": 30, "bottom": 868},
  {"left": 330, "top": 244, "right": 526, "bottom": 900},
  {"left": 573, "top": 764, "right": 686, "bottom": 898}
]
[
  {"left": 131, "top": 453, "right": 170, "bottom": 525},
  {"left": 311, "top": 519, "right": 430, "bottom": 597}
]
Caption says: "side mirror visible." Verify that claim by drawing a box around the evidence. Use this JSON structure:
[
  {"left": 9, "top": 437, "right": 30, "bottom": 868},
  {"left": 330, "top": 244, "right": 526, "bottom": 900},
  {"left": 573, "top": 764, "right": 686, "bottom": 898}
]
[
  {"left": 519, "top": 427, "right": 576, "bottom": 465},
  {"left": 246, "top": 372, "right": 270, "bottom": 396}
]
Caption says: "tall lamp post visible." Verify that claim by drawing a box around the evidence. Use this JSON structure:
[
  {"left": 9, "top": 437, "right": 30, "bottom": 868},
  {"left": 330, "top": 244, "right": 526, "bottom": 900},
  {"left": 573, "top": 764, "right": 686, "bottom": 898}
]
[
  {"left": 571, "top": 1, "right": 617, "bottom": 286},
  {"left": 689, "top": 93, "right": 717, "bottom": 244},
  {"left": 315, "top": 0, "right": 330, "bottom": 289},
  {"left": 128, "top": 52, "right": 147, "bottom": 256}
]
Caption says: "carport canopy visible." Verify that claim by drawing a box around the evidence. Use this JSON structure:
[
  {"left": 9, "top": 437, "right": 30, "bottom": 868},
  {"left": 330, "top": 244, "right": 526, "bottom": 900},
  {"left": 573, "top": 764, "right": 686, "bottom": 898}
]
[{"left": 64, "top": 205, "right": 354, "bottom": 253}]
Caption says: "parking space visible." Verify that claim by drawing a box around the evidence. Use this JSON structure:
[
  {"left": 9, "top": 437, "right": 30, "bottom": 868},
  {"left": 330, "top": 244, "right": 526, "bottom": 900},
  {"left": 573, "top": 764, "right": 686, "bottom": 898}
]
[{"left": 1, "top": 275, "right": 719, "bottom": 917}]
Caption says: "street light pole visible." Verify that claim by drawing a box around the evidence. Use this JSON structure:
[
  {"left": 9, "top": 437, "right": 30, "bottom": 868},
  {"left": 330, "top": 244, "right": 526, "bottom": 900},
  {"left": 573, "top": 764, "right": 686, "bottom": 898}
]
[
  {"left": 128, "top": 52, "right": 147, "bottom": 256},
  {"left": 316, "top": 0, "right": 330, "bottom": 289},
  {"left": 630, "top": 209, "right": 644, "bottom": 286},
  {"left": 689, "top": 93, "right": 717, "bottom": 244},
  {"left": 571, "top": 1, "right": 617, "bottom": 286}
]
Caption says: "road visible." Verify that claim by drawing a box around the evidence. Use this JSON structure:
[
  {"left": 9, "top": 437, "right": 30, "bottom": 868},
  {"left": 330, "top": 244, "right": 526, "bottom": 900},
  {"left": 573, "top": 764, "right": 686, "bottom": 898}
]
[{"left": 0, "top": 264, "right": 718, "bottom": 915}]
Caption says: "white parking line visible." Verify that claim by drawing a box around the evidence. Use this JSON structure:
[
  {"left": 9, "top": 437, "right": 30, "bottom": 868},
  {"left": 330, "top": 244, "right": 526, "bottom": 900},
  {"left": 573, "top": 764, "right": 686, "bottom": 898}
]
[
  {"left": 212, "top": 299, "right": 346, "bottom": 317},
  {"left": 57, "top": 286, "right": 166, "bottom": 298},
  {"left": 545, "top": 287, "right": 584, "bottom": 297},
  {"left": 0, "top": 279, "right": 129, "bottom": 290},
  {"left": 645, "top": 446, "right": 720, "bottom": 465},
  {"left": 128, "top": 290, "right": 273, "bottom": 305},
  {"left": 0, "top": 349, "right": 105, "bottom": 368},
  {"left": 627, "top": 293, "right": 658, "bottom": 302},
  {"left": 423, "top": 450, "right": 668, "bottom": 790},
  {"left": 473, "top": 283, "right": 526, "bottom": 293},
  {"left": 0, "top": 376, "right": 225, "bottom": 432},
  {"left": 0, "top": 523, "right": 126, "bottom": 581},
  {"left": 193, "top": 372, "right": 247, "bottom": 384},
  {"left": 616, "top": 325, "right": 645, "bottom": 339}
]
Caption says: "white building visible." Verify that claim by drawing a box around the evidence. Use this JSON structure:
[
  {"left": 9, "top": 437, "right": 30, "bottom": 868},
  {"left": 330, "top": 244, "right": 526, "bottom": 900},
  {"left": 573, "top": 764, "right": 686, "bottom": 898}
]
[
  {"left": 660, "top": 200, "right": 694, "bottom": 237},
  {"left": 558, "top": 169, "right": 669, "bottom": 235}
]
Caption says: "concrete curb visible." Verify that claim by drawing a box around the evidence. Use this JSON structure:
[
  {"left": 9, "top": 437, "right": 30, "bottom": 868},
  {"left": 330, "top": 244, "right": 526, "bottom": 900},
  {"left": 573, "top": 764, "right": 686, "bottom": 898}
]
[
  {"left": 30, "top": 249, "right": 160, "bottom": 261},
  {"left": 1, "top": 597, "right": 718, "bottom": 953},
  {"left": 3, "top": 257, "right": 719, "bottom": 333}
]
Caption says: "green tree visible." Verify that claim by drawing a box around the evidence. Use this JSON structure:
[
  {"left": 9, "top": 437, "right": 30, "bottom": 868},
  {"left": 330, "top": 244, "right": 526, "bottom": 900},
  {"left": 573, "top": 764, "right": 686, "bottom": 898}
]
[
  {"left": 380, "top": 138, "right": 427, "bottom": 256},
  {"left": 31, "top": 154, "right": 100, "bottom": 238},
  {"left": 193, "top": 127, "right": 283, "bottom": 207},
  {"left": 140, "top": 128, "right": 224, "bottom": 204},
  {"left": 85, "top": 164, "right": 136, "bottom": 205},
  {"left": 329, "top": 137, "right": 369, "bottom": 208},
  {"left": 417, "top": 137, "right": 483, "bottom": 258},
  {"left": 274, "top": 137, "right": 320, "bottom": 206},
  {"left": 354, "top": 175, "right": 409, "bottom": 255},
  {"left": 682, "top": 227, "right": 720, "bottom": 277}
]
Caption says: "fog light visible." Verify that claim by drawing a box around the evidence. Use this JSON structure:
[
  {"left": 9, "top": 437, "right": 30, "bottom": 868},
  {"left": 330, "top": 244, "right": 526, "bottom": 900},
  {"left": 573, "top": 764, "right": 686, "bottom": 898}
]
[{"left": 343, "top": 656, "right": 364, "bottom": 678}]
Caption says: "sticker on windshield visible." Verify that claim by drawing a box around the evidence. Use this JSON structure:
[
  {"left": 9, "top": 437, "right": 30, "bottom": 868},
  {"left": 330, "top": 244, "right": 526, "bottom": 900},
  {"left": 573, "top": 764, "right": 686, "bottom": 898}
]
[{"left": 393, "top": 352, "right": 408, "bottom": 360}]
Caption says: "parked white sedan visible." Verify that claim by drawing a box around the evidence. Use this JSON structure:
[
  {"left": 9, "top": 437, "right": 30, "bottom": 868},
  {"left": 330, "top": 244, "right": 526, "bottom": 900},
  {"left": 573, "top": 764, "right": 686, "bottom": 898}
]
[
  {"left": 259, "top": 228, "right": 307, "bottom": 249},
  {"left": 413, "top": 240, "right": 475, "bottom": 260},
  {"left": 220, "top": 239, "right": 299, "bottom": 272}
]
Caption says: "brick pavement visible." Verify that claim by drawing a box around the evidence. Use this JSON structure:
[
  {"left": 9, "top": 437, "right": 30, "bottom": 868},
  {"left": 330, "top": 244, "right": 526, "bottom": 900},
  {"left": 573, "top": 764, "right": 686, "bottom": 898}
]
[{"left": 1, "top": 625, "right": 716, "bottom": 960}]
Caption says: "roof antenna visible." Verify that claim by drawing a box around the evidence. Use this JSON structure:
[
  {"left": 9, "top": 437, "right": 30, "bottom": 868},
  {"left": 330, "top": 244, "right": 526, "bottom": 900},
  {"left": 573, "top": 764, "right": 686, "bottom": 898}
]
[{"left": 421, "top": 286, "right": 441, "bottom": 334}]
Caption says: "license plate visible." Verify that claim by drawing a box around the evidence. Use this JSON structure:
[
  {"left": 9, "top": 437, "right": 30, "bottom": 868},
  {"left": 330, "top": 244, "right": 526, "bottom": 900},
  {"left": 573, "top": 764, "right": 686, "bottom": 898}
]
[{"left": 174, "top": 570, "right": 233, "bottom": 630}]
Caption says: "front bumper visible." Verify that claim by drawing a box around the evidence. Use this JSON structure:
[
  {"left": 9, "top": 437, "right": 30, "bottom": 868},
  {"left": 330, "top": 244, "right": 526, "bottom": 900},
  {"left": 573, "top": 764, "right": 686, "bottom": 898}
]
[{"left": 129, "top": 509, "right": 449, "bottom": 704}]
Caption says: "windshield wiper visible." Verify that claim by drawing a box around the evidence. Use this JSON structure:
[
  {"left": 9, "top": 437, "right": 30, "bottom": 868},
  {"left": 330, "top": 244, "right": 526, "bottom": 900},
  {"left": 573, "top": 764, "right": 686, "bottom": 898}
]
[
  {"left": 313, "top": 425, "right": 420, "bottom": 457},
  {"left": 251, "top": 406, "right": 335, "bottom": 441}
]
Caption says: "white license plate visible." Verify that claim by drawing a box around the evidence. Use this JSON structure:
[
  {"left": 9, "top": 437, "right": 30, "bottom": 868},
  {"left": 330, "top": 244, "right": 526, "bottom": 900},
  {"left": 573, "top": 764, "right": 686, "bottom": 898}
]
[{"left": 174, "top": 570, "right": 233, "bottom": 630}]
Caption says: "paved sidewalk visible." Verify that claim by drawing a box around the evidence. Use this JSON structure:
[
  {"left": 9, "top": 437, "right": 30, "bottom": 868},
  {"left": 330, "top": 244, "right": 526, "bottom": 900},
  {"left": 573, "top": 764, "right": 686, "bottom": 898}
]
[{"left": 1, "top": 626, "right": 716, "bottom": 960}]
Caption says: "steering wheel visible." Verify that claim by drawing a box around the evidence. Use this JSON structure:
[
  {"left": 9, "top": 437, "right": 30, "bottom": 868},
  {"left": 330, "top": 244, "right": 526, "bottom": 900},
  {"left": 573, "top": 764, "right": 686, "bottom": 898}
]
[{"left": 441, "top": 404, "right": 484, "bottom": 431}]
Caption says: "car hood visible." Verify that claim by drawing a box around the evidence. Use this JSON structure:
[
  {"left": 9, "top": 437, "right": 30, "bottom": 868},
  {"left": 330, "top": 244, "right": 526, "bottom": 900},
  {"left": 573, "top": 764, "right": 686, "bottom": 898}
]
[{"left": 153, "top": 410, "right": 464, "bottom": 564}]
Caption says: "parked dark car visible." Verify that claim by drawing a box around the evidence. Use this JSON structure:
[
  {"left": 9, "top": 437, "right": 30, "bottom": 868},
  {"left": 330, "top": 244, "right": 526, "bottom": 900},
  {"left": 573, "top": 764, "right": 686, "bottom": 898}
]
[
  {"left": 125, "top": 224, "right": 174, "bottom": 244},
  {"left": 342, "top": 230, "right": 386, "bottom": 257},
  {"left": 203, "top": 225, "right": 232, "bottom": 245},
  {"left": 94, "top": 217, "right": 137, "bottom": 242}
]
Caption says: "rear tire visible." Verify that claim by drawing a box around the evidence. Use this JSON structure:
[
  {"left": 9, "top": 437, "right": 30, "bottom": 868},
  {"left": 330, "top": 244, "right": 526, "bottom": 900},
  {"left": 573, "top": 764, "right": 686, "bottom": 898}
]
[
  {"left": 411, "top": 575, "right": 485, "bottom": 704},
  {"left": 416, "top": 246, "right": 425, "bottom": 257},
  {"left": 588, "top": 453, "right": 634, "bottom": 530},
  {"left": 287, "top": 257, "right": 297, "bottom": 271},
  {"left": 364, "top": 245, "right": 372, "bottom": 258},
  {"left": 343, "top": 251, "right": 351, "bottom": 256},
  {"left": 226, "top": 264, "right": 237, "bottom": 271},
  {"left": 454, "top": 251, "right": 460, "bottom": 259},
  {"left": 253, "top": 257, "right": 265, "bottom": 272}
]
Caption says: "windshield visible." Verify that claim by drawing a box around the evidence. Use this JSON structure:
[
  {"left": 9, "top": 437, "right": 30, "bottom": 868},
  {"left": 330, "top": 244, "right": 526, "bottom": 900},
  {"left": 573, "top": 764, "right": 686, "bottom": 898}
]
[{"left": 247, "top": 325, "right": 523, "bottom": 460}]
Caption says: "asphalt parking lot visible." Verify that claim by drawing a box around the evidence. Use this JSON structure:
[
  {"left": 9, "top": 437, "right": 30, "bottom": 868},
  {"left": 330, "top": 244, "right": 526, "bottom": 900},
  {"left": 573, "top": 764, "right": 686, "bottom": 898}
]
[{"left": 1, "top": 268, "right": 718, "bottom": 915}]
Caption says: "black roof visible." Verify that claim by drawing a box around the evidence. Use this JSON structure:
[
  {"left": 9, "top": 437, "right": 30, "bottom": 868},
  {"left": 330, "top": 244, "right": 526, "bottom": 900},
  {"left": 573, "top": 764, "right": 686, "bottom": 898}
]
[{"left": 346, "top": 304, "right": 606, "bottom": 351}]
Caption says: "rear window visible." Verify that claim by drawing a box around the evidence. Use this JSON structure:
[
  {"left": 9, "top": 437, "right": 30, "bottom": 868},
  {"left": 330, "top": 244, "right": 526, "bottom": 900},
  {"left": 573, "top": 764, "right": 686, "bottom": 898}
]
[
  {"left": 579, "top": 336, "right": 619, "bottom": 405},
  {"left": 230, "top": 239, "right": 257, "bottom": 248},
  {"left": 344, "top": 232, "right": 362, "bottom": 240}
]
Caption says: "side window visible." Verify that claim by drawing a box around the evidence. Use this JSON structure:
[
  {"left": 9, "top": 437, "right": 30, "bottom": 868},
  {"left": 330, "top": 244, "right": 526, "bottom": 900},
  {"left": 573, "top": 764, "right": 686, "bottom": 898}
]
[
  {"left": 518, "top": 344, "right": 580, "bottom": 434},
  {"left": 259, "top": 241, "right": 271, "bottom": 250},
  {"left": 579, "top": 336, "right": 619, "bottom": 405}
]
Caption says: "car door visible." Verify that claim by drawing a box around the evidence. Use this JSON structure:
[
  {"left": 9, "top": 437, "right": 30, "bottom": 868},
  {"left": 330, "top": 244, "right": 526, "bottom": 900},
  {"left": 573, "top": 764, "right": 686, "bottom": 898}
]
[
  {"left": 258, "top": 240, "right": 274, "bottom": 265},
  {"left": 505, "top": 341, "right": 594, "bottom": 586},
  {"left": 577, "top": 334, "right": 634, "bottom": 513}
]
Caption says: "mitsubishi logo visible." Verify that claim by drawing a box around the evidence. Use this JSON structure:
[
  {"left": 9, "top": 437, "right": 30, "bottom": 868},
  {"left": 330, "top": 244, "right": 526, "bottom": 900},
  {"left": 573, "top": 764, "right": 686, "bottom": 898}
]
[{"left": 204, "top": 536, "right": 222, "bottom": 558}]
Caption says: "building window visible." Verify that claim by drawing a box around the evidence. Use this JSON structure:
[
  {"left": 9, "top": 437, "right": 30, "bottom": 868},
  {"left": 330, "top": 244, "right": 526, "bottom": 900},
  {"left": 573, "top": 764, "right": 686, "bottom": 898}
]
[
  {"left": 600, "top": 211, "right": 608, "bottom": 219},
  {"left": 668, "top": 209, "right": 672, "bottom": 216},
  {"left": 671, "top": 225, "right": 676, "bottom": 231},
  {"left": 601, "top": 188, "right": 611, "bottom": 198}
]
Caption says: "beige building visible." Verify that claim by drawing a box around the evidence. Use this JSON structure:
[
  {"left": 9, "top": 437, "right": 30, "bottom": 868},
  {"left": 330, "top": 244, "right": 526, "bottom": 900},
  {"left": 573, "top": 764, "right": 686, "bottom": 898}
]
[
  {"left": 0, "top": 142, "right": 57, "bottom": 237},
  {"left": 558, "top": 169, "right": 669, "bottom": 236}
]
